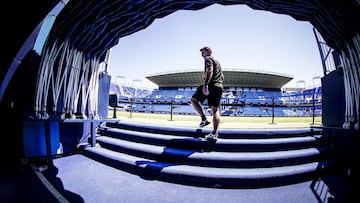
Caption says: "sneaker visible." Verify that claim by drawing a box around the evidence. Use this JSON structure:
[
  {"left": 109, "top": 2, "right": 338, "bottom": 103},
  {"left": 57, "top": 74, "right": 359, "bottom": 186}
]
[
  {"left": 205, "top": 132, "right": 218, "bottom": 140},
  {"left": 199, "top": 120, "right": 210, "bottom": 127}
]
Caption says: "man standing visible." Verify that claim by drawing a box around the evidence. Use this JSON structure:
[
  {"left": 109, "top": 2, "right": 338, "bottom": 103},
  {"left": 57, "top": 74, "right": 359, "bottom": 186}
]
[{"left": 191, "top": 46, "right": 224, "bottom": 140}]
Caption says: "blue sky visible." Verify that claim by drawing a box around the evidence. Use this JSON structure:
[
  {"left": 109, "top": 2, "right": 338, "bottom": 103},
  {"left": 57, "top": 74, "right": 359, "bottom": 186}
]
[{"left": 107, "top": 4, "right": 324, "bottom": 90}]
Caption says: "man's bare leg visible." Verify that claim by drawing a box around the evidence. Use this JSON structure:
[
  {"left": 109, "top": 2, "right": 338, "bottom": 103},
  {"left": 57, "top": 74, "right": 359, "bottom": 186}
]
[
  {"left": 191, "top": 97, "right": 205, "bottom": 117},
  {"left": 211, "top": 106, "right": 220, "bottom": 134},
  {"left": 191, "top": 97, "right": 210, "bottom": 127}
]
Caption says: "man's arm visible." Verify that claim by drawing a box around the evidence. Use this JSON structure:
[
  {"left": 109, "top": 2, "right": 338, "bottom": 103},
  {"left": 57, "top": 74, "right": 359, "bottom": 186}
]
[
  {"left": 202, "top": 58, "right": 213, "bottom": 95},
  {"left": 204, "top": 58, "right": 214, "bottom": 86}
]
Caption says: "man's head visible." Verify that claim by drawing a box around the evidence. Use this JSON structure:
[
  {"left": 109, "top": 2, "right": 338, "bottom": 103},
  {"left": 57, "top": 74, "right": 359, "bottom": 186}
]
[{"left": 200, "top": 46, "right": 212, "bottom": 56}]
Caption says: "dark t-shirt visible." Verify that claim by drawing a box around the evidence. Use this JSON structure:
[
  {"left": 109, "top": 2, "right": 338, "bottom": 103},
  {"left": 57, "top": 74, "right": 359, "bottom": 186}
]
[{"left": 204, "top": 56, "right": 223, "bottom": 88}]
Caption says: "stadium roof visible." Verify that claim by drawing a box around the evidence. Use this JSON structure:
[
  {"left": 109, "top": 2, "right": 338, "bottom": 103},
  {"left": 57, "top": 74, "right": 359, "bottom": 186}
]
[{"left": 146, "top": 69, "right": 293, "bottom": 89}]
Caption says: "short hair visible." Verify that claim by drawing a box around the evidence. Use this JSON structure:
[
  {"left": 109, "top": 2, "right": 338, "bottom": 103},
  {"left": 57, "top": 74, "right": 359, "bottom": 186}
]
[{"left": 200, "top": 46, "right": 212, "bottom": 55}]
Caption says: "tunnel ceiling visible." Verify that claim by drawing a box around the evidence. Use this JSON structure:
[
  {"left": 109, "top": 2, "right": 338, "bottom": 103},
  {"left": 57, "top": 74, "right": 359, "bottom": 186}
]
[
  {"left": 47, "top": 0, "right": 360, "bottom": 62},
  {"left": 1, "top": 0, "right": 359, "bottom": 104},
  {"left": 0, "top": 0, "right": 59, "bottom": 81}
]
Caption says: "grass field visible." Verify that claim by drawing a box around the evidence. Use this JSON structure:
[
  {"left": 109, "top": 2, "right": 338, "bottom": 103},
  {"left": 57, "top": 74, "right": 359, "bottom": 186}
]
[{"left": 108, "top": 110, "right": 322, "bottom": 129}]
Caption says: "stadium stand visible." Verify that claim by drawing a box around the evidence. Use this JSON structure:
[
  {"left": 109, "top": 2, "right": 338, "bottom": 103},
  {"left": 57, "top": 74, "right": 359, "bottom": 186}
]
[{"left": 109, "top": 69, "right": 322, "bottom": 117}]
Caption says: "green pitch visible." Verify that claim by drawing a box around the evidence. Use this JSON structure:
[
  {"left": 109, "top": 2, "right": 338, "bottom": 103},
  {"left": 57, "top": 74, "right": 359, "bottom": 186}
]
[{"left": 108, "top": 110, "right": 322, "bottom": 129}]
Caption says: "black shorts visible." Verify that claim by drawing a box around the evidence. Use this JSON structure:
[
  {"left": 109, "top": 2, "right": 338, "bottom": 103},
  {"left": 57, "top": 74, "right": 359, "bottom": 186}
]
[{"left": 192, "top": 85, "right": 223, "bottom": 107}]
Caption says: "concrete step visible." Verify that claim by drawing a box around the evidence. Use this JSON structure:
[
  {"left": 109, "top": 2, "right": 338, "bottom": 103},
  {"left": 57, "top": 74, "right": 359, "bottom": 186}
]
[{"left": 81, "top": 121, "right": 333, "bottom": 188}]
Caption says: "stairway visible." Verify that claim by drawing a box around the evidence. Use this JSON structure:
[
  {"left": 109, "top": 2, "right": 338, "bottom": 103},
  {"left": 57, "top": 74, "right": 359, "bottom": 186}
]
[{"left": 81, "top": 120, "right": 334, "bottom": 189}]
